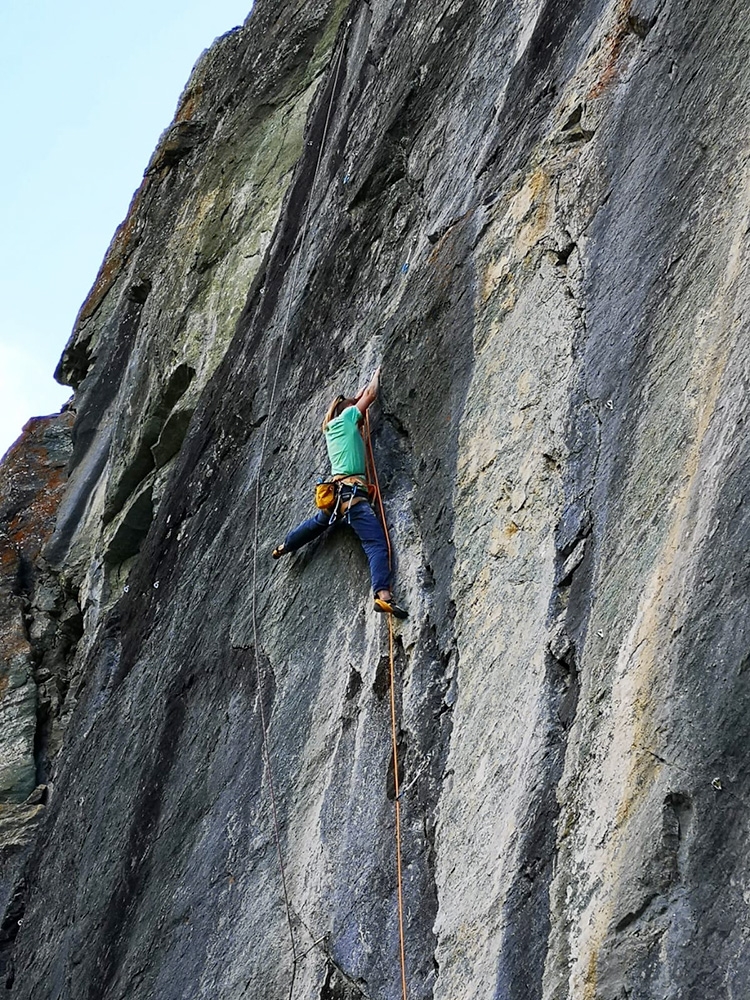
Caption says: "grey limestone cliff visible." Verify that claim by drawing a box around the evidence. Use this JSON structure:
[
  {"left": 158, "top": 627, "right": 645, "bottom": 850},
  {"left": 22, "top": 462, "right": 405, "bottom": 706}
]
[{"left": 1, "top": 0, "right": 749, "bottom": 997}]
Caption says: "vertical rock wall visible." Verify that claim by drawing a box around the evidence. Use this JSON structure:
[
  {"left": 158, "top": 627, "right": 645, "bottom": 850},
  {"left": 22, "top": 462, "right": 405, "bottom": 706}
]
[{"left": 1, "top": 0, "right": 749, "bottom": 998}]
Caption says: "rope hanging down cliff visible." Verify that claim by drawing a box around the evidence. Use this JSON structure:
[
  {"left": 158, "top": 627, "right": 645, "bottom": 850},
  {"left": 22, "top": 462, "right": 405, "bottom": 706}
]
[
  {"left": 248, "top": 23, "right": 350, "bottom": 1000},
  {"left": 364, "top": 411, "right": 409, "bottom": 1000}
]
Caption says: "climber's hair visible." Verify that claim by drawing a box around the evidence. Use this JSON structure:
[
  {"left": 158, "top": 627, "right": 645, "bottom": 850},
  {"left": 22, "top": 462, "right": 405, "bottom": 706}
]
[{"left": 322, "top": 395, "right": 357, "bottom": 433}]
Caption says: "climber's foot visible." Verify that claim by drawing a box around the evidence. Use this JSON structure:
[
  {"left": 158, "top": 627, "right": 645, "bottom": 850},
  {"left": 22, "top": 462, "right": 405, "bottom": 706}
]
[
  {"left": 374, "top": 597, "right": 409, "bottom": 620},
  {"left": 272, "top": 544, "right": 286, "bottom": 559}
]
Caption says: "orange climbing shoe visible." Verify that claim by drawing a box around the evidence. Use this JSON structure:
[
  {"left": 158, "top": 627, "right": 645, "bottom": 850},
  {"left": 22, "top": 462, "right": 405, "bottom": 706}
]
[
  {"left": 272, "top": 544, "right": 286, "bottom": 559},
  {"left": 374, "top": 597, "right": 409, "bottom": 620}
]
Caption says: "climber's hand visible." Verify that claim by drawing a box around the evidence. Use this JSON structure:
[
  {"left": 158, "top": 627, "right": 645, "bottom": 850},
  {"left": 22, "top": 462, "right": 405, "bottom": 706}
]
[{"left": 356, "top": 367, "right": 380, "bottom": 415}]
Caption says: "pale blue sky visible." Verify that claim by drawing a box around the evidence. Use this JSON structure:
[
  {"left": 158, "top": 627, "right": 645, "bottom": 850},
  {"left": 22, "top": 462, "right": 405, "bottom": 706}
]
[{"left": 0, "top": 1, "right": 254, "bottom": 459}]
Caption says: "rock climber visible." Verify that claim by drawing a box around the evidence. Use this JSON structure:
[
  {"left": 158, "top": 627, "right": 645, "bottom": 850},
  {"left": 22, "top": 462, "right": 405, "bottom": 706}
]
[{"left": 272, "top": 367, "right": 408, "bottom": 619}]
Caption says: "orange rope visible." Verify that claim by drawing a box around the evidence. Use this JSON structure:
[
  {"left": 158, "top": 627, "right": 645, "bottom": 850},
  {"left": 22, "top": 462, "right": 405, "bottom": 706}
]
[{"left": 364, "top": 412, "right": 408, "bottom": 1000}]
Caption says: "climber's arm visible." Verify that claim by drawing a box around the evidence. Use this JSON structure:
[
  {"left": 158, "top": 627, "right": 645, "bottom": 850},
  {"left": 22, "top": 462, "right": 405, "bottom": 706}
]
[{"left": 356, "top": 367, "right": 380, "bottom": 415}]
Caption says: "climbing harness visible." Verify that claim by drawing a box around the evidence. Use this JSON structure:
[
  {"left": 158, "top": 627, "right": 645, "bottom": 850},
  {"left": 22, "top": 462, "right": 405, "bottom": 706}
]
[
  {"left": 332, "top": 482, "right": 366, "bottom": 523},
  {"left": 248, "top": 20, "right": 350, "bottom": 1000},
  {"left": 364, "top": 412, "right": 409, "bottom": 1000},
  {"left": 315, "top": 475, "right": 371, "bottom": 522}
]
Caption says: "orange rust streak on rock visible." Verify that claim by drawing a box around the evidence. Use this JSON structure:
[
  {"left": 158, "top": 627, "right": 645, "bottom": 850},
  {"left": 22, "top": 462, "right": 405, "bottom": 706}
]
[
  {"left": 0, "top": 413, "right": 74, "bottom": 566},
  {"left": 586, "top": 0, "right": 635, "bottom": 100},
  {"left": 175, "top": 83, "right": 205, "bottom": 123},
  {"left": 76, "top": 179, "right": 151, "bottom": 326},
  {"left": 0, "top": 548, "right": 18, "bottom": 572},
  {"left": 582, "top": 948, "right": 599, "bottom": 1000}
]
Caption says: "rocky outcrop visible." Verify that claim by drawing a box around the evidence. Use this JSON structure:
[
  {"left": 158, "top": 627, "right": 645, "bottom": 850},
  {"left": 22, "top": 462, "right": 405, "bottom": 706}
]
[
  {"left": 2, "top": 0, "right": 749, "bottom": 997},
  {"left": 0, "top": 411, "right": 79, "bottom": 987}
]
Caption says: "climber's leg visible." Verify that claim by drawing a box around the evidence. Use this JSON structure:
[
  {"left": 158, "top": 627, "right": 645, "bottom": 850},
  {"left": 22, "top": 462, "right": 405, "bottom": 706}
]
[
  {"left": 346, "top": 503, "right": 391, "bottom": 594},
  {"left": 347, "top": 504, "right": 408, "bottom": 617},
  {"left": 275, "top": 511, "right": 331, "bottom": 557}
]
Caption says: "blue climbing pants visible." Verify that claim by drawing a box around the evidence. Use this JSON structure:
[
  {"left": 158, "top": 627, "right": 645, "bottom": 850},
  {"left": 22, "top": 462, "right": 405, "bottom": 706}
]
[{"left": 283, "top": 501, "right": 391, "bottom": 595}]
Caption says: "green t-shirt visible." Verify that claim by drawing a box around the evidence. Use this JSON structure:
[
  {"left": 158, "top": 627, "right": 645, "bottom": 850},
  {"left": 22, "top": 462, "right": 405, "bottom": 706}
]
[{"left": 325, "top": 405, "right": 365, "bottom": 476}]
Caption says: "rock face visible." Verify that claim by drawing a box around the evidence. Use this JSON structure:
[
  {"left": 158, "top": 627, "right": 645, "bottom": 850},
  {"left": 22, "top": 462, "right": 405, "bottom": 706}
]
[
  {"left": 2, "top": 0, "right": 749, "bottom": 997},
  {"left": 0, "top": 411, "right": 78, "bottom": 986}
]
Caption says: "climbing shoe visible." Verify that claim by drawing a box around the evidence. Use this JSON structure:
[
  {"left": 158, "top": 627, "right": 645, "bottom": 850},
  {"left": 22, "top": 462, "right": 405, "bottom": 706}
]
[
  {"left": 374, "top": 597, "right": 409, "bottom": 620},
  {"left": 272, "top": 544, "right": 286, "bottom": 559}
]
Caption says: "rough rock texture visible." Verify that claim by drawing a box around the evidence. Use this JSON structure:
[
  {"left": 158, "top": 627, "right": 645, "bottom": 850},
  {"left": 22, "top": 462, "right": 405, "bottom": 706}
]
[
  {"left": 0, "top": 412, "right": 79, "bottom": 986},
  {"left": 2, "top": 0, "right": 750, "bottom": 997}
]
